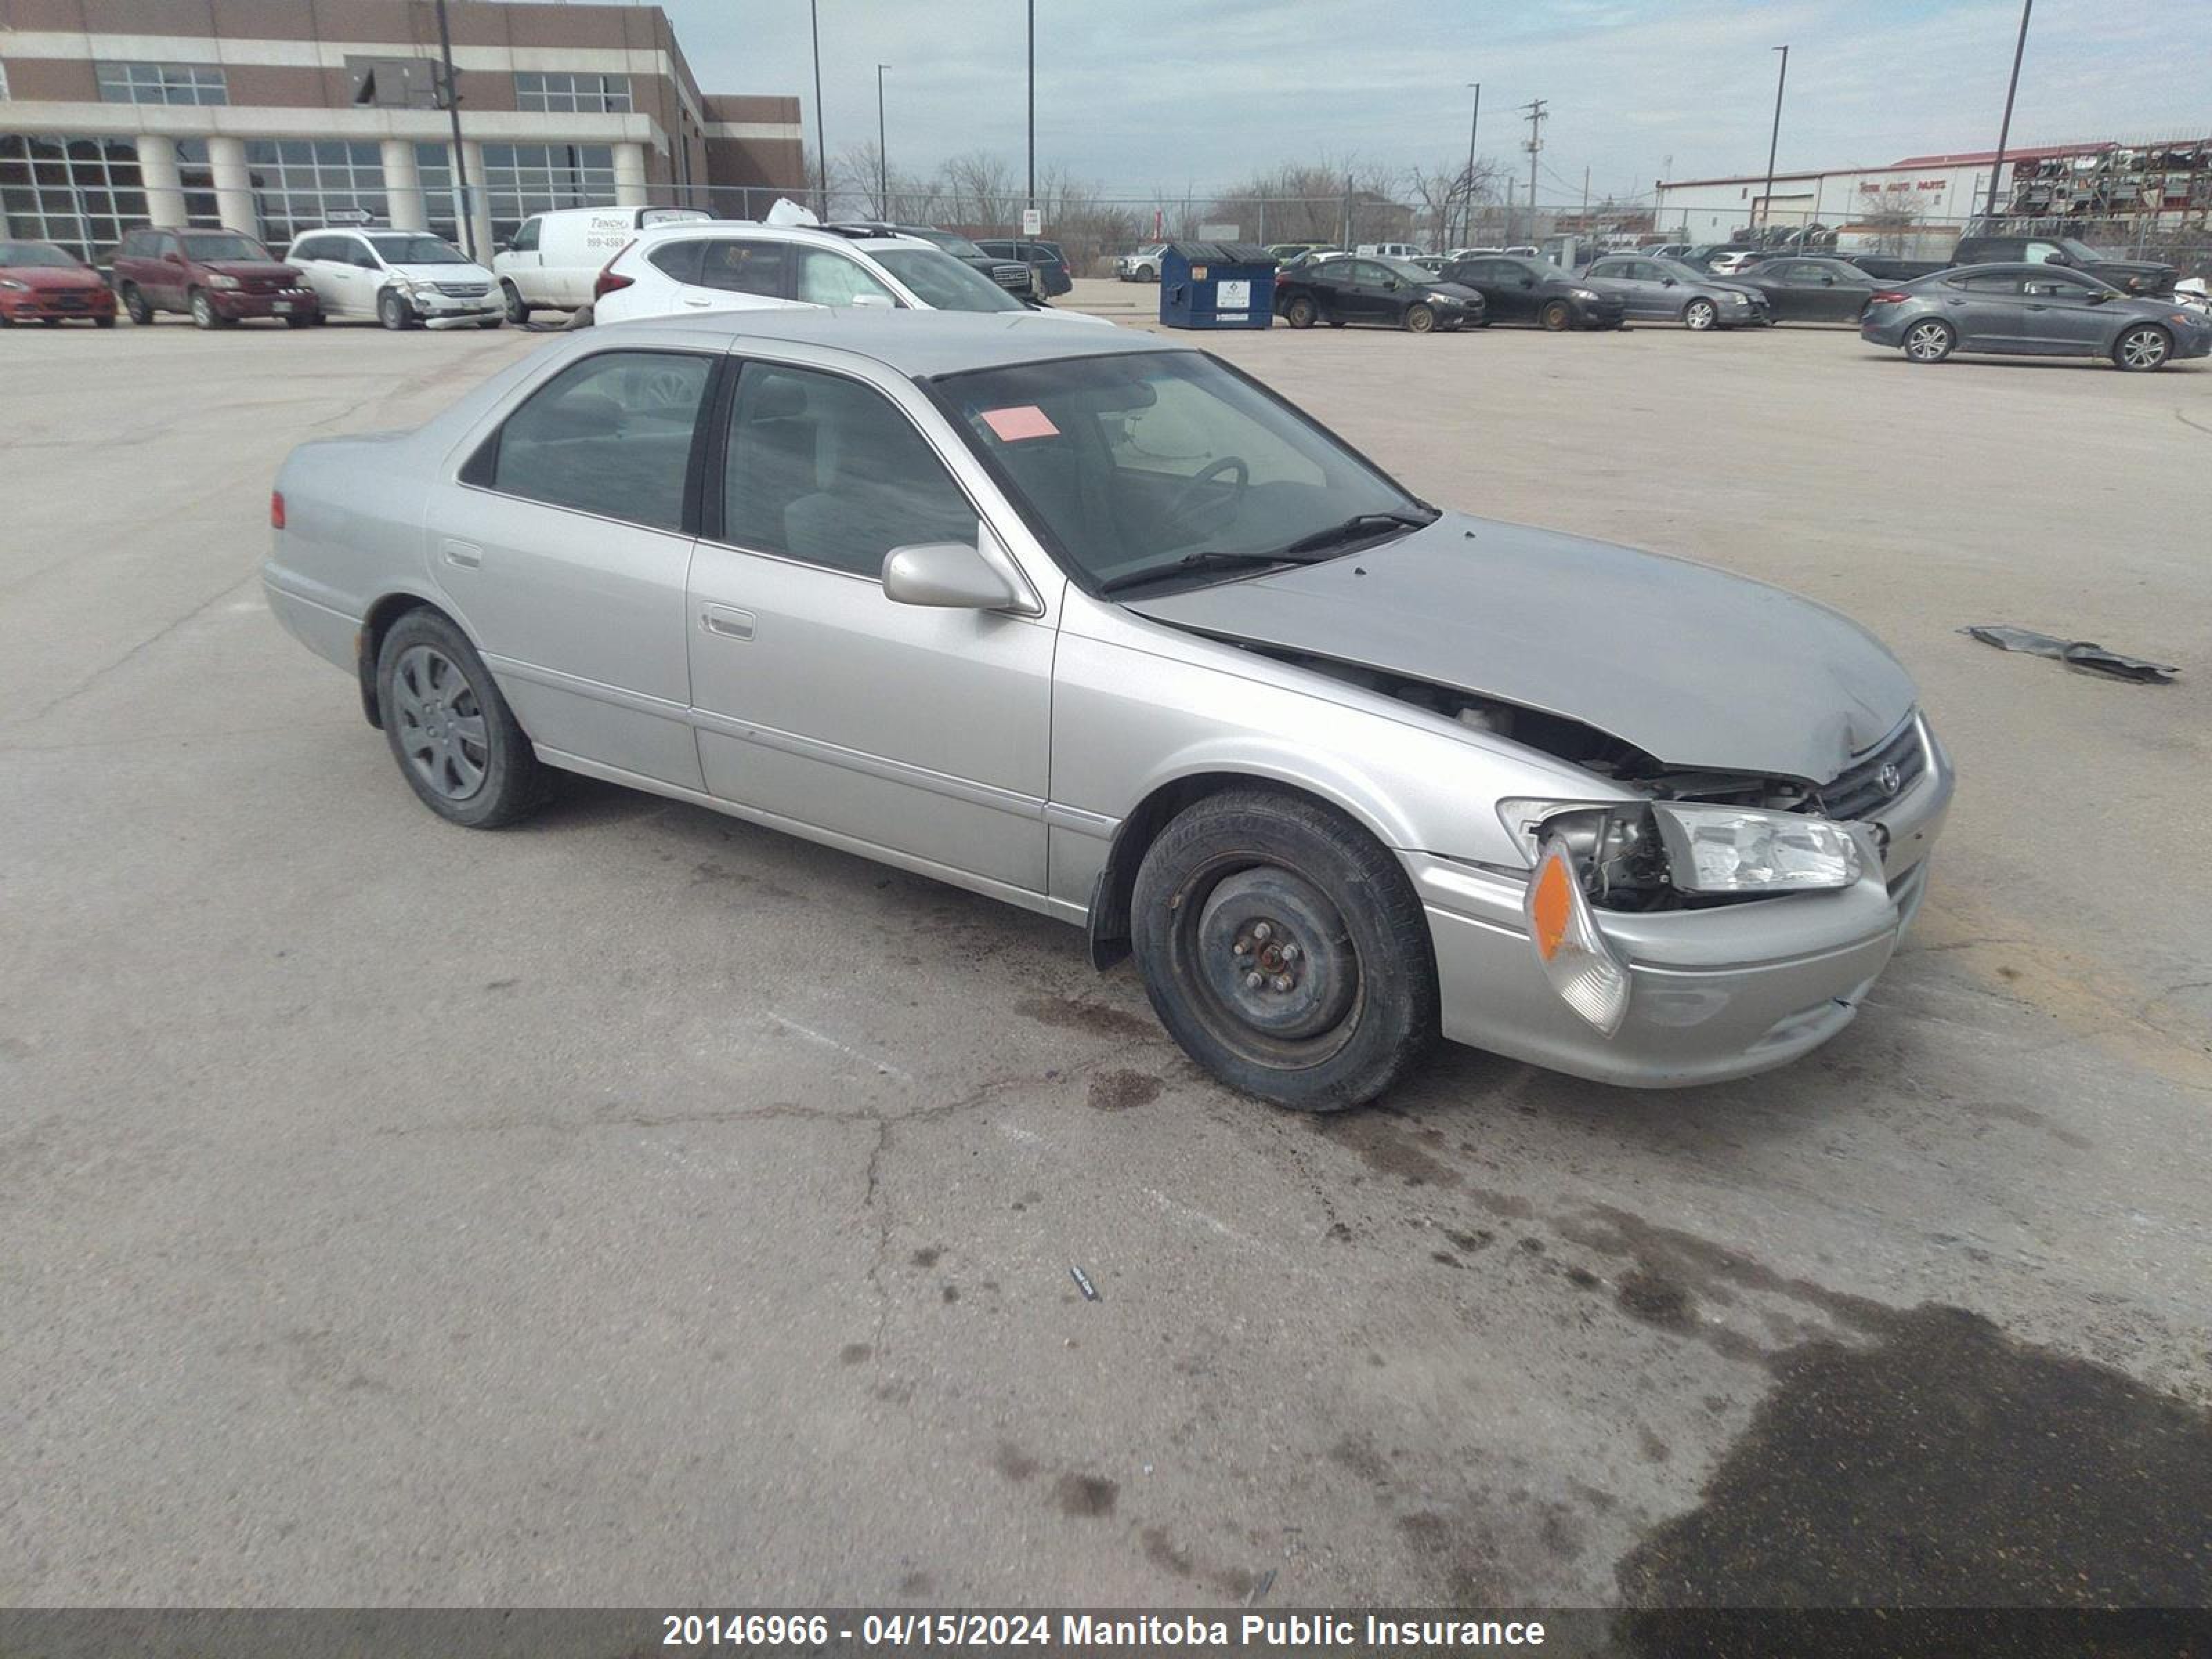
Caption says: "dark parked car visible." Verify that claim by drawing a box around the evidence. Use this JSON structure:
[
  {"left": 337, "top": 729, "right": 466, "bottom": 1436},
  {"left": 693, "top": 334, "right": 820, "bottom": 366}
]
[
  {"left": 1861, "top": 263, "right": 2212, "bottom": 370},
  {"left": 1843, "top": 253, "right": 1948, "bottom": 283},
  {"left": 110, "top": 227, "right": 319, "bottom": 328},
  {"left": 1577, "top": 254, "right": 1769, "bottom": 328},
  {"left": 1951, "top": 234, "right": 2175, "bottom": 297},
  {"left": 1727, "top": 255, "right": 1884, "bottom": 323},
  {"left": 975, "top": 237, "right": 1072, "bottom": 297},
  {"left": 1273, "top": 254, "right": 1480, "bottom": 332},
  {"left": 827, "top": 223, "right": 1030, "bottom": 294},
  {"left": 0, "top": 238, "right": 118, "bottom": 326},
  {"left": 1438, "top": 254, "right": 1624, "bottom": 330}
]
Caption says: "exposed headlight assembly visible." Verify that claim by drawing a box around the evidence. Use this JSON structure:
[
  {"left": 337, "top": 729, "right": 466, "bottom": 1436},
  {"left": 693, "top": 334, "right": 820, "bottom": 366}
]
[{"left": 1499, "top": 799, "right": 1864, "bottom": 896}]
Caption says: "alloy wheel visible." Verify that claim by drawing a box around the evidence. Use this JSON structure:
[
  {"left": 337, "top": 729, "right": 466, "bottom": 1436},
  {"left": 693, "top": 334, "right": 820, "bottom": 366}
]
[
  {"left": 1685, "top": 299, "right": 1717, "bottom": 330},
  {"left": 390, "top": 645, "right": 489, "bottom": 800},
  {"left": 1905, "top": 321, "right": 1952, "bottom": 362},
  {"left": 2117, "top": 327, "right": 2169, "bottom": 371}
]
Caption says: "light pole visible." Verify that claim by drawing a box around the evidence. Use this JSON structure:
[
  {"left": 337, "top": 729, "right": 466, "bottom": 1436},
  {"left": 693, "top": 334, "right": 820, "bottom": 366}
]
[
  {"left": 808, "top": 0, "right": 827, "bottom": 212},
  {"left": 1461, "top": 82, "right": 1480, "bottom": 247},
  {"left": 876, "top": 63, "right": 890, "bottom": 216},
  {"left": 1987, "top": 0, "right": 2032, "bottom": 221},
  {"left": 1760, "top": 44, "right": 1788, "bottom": 244},
  {"left": 1025, "top": 0, "right": 1036, "bottom": 222},
  {"left": 432, "top": 0, "right": 473, "bottom": 258}
]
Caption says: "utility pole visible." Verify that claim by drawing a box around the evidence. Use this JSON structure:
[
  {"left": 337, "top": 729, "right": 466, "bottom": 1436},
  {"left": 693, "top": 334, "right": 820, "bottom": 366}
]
[
  {"left": 1987, "top": 0, "right": 2033, "bottom": 221},
  {"left": 1761, "top": 45, "right": 1788, "bottom": 241},
  {"left": 1462, "top": 82, "right": 1480, "bottom": 248},
  {"left": 1519, "top": 97, "right": 1546, "bottom": 247},
  {"left": 1026, "top": 0, "right": 1036, "bottom": 219},
  {"left": 808, "top": 0, "right": 827, "bottom": 212},
  {"left": 431, "top": 0, "right": 472, "bottom": 257},
  {"left": 876, "top": 64, "right": 890, "bottom": 216}
]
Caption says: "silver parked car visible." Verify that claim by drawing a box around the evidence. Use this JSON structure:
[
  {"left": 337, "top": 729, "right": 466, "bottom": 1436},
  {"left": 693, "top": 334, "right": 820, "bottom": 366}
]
[
  {"left": 265, "top": 310, "right": 1953, "bottom": 1109},
  {"left": 1578, "top": 254, "right": 1769, "bottom": 329},
  {"left": 1862, "top": 263, "right": 2212, "bottom": 369}
]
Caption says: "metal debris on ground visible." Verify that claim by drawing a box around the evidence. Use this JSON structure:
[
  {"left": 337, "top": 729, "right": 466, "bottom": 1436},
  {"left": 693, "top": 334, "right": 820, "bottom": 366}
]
[
  {"left": 1245, "top": 1568, "right": 1277, "bottom": 1606},
  {"left": 1069, "top": 1265, "right": 1100, "bottom": 1302},
  {"left": 1960, "top": 626, "right": 2178, "bottom": 684}
]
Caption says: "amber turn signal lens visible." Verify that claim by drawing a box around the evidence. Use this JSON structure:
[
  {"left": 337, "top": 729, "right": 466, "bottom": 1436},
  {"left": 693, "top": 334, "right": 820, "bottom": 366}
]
[
  {"left": 269, "top": 490, "right": 285, "bottom": 530},
  {"left": 1530, "top": 850, "right": 1574, "bottom": 962}
]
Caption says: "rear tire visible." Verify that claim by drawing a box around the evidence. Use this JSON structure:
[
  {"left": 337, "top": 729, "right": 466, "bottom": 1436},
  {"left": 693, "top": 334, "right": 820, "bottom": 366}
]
[
  {"left": 1284, "top": 295, "right": 1317, "bottom": 329},
  {"left": 2113, "top": 324, "right": 2171, "bottom": 371},
  {"left": 1130, "top": 789, "right": 1438, "bottom": 1112},
  {"left": 121, "top": 282, "right": 152, "bottom": 325},
  {"left": 375, "top": 610, "right": 553, "bottom": 829},
  {"left": 95, "top": 313, "right": 118, "bottom": 328},
  {"left": 1903, "top": 317, "right": 1955, "bottom": 364},
  {"left": 500, "top": 279, "right": 529, "bottom": 325},
  {"left": 1539, "top": 299, "right": 1573, "bottom": 331},
  {"left": 283, "top": 313, "right": 313, "bottom": 328}
]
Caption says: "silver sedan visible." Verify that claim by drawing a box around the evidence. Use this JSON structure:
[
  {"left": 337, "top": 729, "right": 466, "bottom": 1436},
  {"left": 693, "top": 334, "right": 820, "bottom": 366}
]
[{"left": 265, "top": 310, "right": 1953, "bottom": 1109}]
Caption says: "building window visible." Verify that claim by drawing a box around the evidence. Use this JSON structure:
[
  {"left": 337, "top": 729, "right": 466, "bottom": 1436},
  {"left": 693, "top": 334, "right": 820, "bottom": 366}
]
[
  {"left": 414, "top": 142, "right": 460, "bottom": 244},
  {"left": 0, "top": 134, "right": 149, "bottom": 261},
  {"left": 345, "top": 55, "right": 440, "bottom": 110},
  {"left": 243, "top": 140, "right": 388, "bottom": 247},
  {"left": 479, "top": 142, "right": 617, "bottom": 243},
  {"left": 96, "top": 62, "right": 228, "bottom": 106},
  {"left": 171, "top": 139, "right": 225, "bottom": 228},
  {"left": 514, "top": 72, "right": 632, "bottom": 113}
]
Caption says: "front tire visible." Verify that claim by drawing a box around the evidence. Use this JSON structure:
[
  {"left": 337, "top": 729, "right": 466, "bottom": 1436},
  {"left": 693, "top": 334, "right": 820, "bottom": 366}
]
[
  {"left": 375, "top": 610, "right": 553, "bottom": 829},
  {"left": 1401, "top": 301, "right": 1436, "bottom": 334},
  {"left": 1683, "top": 297, "right": 1718, "bottom": 330},
  {"left": 1539, "top": 299, "right": 1573, "bottom": 331},
  {"left": 476, "top": 315, "right": 503, "bottom": 330},
  {"left": 189, "top": 289, "right": 227, "bottom": 329},
  {"left": 378, "top": 288, "right": 415, "bottom": 331},
  {"left": 1903, "top": 317, "right": 1955, "bottom": 363},
  {"left": 2114, "top": 324, "right": 2171, "bottom": 371},
  {"left": 1284, "top": 295, "right": 1318, "bottom": 329},
  {"left": 1130, "top": 789, "right": 1438, "bottom": 1112},
  {"left": 500, "top": 279, "right": 530, "bottom": 325}
]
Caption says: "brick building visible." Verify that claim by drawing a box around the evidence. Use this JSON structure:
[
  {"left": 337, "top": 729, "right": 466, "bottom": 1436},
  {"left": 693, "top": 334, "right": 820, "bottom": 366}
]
[{"left": 0, "top": 0, "right": 805, "bottom": 260}]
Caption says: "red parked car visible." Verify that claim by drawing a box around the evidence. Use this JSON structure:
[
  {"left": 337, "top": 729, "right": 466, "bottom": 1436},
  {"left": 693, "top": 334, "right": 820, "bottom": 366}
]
[
  {"left": 0, "top": 238, "right": 118, "bottom": 327},
  {"left": 110, "top": 226, "right": 320, "bottom": 329}
]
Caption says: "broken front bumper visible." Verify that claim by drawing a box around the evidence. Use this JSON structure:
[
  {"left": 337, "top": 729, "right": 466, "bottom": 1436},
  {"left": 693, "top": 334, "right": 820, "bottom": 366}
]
[{"left": 1409, "top": 723, "right": 1954, "bottom": 1088}]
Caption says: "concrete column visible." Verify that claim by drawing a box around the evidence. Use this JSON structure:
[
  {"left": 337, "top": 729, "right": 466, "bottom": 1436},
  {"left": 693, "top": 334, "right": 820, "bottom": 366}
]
[
  {"left": 205, "top": 134, "right": 256, "bottom": 235},
  {"left": 135, "top": 133, "right": 187, "bottom": 228},
  {"left": 380, "top": 138, "right": 426, "bottom": 232},
  {"left": 612, "top": 142, "right": 648, "bottom": 207},
  {"left": 460, "top": 140, "right": 495, "bottom": 262}
]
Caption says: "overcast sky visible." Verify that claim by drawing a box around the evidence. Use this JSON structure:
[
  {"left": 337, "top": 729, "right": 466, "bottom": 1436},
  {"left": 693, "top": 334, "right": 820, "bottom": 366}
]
[{"left": 664, "top": 0, "right": 2196, "bottom": 202}]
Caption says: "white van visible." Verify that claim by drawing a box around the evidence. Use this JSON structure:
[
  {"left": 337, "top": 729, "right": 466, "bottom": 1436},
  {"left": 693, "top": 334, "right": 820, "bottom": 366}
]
[
  {"left": 284, "top": 227, "right": 503, "bottom": 330},
  {"left": 492, "top": 205, "right": 710, "bottom": 323},
  {"left": 1356, "top": 242, "right": 1426, "bottom": 260}
]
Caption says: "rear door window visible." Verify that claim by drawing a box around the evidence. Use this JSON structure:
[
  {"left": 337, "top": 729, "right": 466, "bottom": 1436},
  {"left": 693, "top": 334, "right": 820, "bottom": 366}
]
[
  {"left": 697, "top": 240, "right": 789, "bottom": 298},
  {"left": 484, "top": 350, "right": 713, "bottom": 532}
]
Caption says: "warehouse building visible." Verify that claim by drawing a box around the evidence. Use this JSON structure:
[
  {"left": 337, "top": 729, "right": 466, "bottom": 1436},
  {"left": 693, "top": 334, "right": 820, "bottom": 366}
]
[
  {"left": 0, "top": 0, "right": 805, "bottom": 261},
  {"left": 1656, "top": 137, "right": 2211, "bottom": 254}
]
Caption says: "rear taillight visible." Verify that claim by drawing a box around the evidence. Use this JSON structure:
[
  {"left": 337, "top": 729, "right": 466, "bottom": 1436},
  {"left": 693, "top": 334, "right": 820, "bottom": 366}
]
[
  {"left": 593, "top": 241, "right": 637, "bottom": 301},
  {"left": 1871, "top": 290, "right": 1909, "bottom": 304},
  {"left": 269, "top": 490, "right": 285, "bottom": 529}
]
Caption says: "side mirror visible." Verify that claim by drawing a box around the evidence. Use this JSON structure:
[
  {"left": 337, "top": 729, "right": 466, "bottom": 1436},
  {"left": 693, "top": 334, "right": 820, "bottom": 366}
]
[
  {"left": 495, "top": 240, "right": 513, "bottom": 254},
  {"left": 882, "top": 541, "right": 1024, "bottom": 610},
  {"left": 850, "top": 292, "right": 894, "bottom": 310},
  {"left": 164, "top": 251, "right": 185, "bottom": 265},
  {"left": 1660, "top": 276, "right": 1677, "bottom": 286},
  {"left": 2087, "top": 290, "right": 2112, "bottom": 305}
]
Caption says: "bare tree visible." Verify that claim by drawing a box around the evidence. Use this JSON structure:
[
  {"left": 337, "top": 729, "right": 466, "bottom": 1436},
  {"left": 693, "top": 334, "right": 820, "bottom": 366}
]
[{"left": 1408, "top": 156, "right": 1506, "bottom": 250}]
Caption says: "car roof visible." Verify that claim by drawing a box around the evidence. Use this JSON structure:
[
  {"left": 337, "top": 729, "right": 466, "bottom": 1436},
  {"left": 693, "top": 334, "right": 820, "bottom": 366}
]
[
  {"left": 593, "top": 307, "right": 1183, "bottom": 377},
  {"left": 628, "top": 221, "right": 927, "bottom": 252}
]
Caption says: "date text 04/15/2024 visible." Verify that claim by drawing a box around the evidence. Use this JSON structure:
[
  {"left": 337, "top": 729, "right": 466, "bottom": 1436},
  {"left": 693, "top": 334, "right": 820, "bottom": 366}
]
[{"left": 660, "top": 1613, "right": 1548, "bottom": 1648}]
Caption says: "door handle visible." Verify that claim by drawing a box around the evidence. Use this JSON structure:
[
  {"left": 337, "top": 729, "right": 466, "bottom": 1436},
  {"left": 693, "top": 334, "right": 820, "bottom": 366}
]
[
  {"left": 442, "top": 538, "right": 482, "bottom": 568},
  {"left": 701, "top": 603, "right": 754, "bottom": 640},
  {"left": 682, "top": 296, "right": 715, "bottom": 308}
]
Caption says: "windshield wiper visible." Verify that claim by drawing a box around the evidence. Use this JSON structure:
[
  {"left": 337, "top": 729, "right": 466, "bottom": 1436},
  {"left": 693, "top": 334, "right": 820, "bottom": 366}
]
[
  {"left": 1273, "top": 508, "right": 1438, "bottom": 559},
  {"left": 1096, "top": 550, "right": 1318, "bottom": 595}
]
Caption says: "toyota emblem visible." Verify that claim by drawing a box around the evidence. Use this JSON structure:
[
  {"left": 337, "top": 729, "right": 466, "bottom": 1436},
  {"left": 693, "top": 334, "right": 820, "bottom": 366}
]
[{"left": 1877, "top": 762, "right": 1903, "bottom": 796}]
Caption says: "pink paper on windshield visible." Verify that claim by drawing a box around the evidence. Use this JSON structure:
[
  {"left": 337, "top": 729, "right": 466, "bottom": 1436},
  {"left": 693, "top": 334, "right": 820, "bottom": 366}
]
[{"left": 981, "top": 404, "right": 1060, "bottom": 442}]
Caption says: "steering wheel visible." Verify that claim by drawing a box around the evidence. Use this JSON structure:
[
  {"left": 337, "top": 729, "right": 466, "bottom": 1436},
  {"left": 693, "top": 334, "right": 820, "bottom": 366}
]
[{"left": 1163, "top": 455, "right": 1250, "bottom": 532}]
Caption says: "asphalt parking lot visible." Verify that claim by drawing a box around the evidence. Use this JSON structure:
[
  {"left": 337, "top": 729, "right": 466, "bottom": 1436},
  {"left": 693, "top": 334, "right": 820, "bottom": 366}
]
[{"left": 6, "top": 292, "right": 2211, "bottom": 1613}]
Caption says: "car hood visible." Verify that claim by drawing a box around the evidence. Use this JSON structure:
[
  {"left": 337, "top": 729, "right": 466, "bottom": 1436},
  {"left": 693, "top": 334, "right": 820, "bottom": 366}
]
[
  {"left": 1123, "top": 513, "right": 1918, "bottom": 782},
  {"left": 1425, "top": 281, "right": 1484, "bottom": 304},
  {"left": 387, "top": 261, "right": 494, "bottom": 284},
  {"left": 2092, "top": 261, "right": 2177, "bottom": 293},
  {"left": 5, "top": 265, "right": 104, "bottom": 290}
]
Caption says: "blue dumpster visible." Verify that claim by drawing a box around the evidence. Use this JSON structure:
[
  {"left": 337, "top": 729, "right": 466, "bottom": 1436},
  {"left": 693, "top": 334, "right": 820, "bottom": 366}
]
[{"left": 1157, "top": 241, "right": 1276, "bottom": 329}]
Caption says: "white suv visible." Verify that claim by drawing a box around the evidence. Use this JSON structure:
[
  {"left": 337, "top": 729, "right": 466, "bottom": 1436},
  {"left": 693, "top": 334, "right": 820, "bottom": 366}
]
[{"left": 592, "top": 224, "right": 1110, "bottom": 327}]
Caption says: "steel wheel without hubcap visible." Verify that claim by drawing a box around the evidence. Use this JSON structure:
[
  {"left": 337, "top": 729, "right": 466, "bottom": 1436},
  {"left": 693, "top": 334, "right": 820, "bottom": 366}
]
[
  {"left": 1192, "top": 868, "right": 1361, "bottom": 1061},
  {"left": 1402, "top": 302, "right": 1435, "bottom": 335},
  {"left": 2115, "top": 326, "right": 2169, "bottom": 371},
  {"left": 390, "top": 645, "right": 489, "bottom": 801},
  {"left": 1540, "top": 299, "right": 1573, "bottom": 331},
  {"left": 1683, "top": 298, "right": 1717, "bottom": 330},
  {"left": 1904, "top": 319, "right": 1953, "bottom": 362},
  {"left": 1286, "top": 296, "right": 1317, "bottom": 329}
]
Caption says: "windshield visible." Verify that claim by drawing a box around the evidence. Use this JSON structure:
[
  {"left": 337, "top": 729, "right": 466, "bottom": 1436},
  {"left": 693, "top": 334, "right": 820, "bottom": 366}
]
[
  {"left": 2060, "top": 238, "right": 2119, "bottom": 263},
  {"left": 0, "top": 241, "right": 80, "bottom": 268},
  {"left": 938, "top": 350, "right": 1431, "bottom": 594},
  {"left": 1374, "top": 257, "right": 1436, "bottom": 284},
  {"left": 366, "top": 234, "right": 469, "bottom": 265},
  {"left": 179, "top": 232, "right": 272, "bottom": 262},
  {"left": 872, "top": 247, "right": 1025, "bottom": 312}
]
